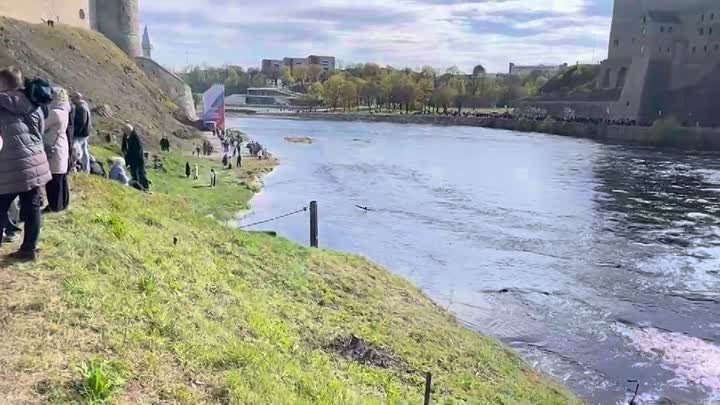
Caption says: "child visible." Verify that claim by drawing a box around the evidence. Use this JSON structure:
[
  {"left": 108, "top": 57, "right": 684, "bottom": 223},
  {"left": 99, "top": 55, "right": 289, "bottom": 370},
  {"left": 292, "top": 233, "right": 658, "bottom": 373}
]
[
  {"left": 192, "top": 164, "right": 199, "bottom": 180},
  {"left": 210, "top": 168, "right": 217, "bottom": 188}
]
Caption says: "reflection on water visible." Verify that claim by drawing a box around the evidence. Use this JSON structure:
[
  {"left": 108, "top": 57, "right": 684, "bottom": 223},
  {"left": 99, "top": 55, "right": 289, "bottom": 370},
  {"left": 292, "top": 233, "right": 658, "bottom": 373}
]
[{"left": 232, "top": 117, "right": 720, "bottom": 405}]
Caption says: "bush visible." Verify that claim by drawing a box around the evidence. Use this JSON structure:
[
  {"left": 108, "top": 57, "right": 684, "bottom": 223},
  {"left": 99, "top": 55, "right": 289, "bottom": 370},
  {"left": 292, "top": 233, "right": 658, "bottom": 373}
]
[
  {"left": 650, "top": 117, "right": 685, "bottom": 146},
  {"left": 78, "top": 360, "right": 125, "bottom": 403}
]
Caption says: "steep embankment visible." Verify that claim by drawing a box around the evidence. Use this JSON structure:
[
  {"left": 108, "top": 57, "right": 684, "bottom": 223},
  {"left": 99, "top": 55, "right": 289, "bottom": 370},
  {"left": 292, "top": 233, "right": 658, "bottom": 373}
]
[
  {"left": 0, "top": 149, "right": 579, "bottom": 404},
  {"left": 0, "top": 17, "right": 194, "bottom": 142}
]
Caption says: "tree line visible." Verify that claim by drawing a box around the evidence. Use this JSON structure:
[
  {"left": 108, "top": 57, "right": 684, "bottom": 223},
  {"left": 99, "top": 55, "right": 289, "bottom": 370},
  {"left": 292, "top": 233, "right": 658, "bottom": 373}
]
[{"left": 181, "top": 63, "right": 556, "bottom": 112}]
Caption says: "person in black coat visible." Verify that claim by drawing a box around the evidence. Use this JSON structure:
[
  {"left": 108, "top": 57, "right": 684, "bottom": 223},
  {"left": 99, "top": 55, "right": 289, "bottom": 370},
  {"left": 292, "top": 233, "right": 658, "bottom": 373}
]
[
  {"left": 185, "top": 162, "right": 191, "bottom": 178},
  {"left": 123, "top": 124, "right": 149, "bottom": 191},
  {"left": 121, "top": 130, "right": 129, "bottom": 159}
]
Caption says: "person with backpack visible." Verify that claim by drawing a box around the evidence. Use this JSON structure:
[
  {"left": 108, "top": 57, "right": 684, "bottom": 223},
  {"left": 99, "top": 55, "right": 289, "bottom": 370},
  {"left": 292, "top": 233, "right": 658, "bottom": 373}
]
[
  {"left": 42, "top": 87, "right": 71, "bottom": 213},
  {"left": 71, "top": 92, "right": 92, "bottom": 172},
  {"left": 0, "top": 67, "right": 53, "bottom": 261}
]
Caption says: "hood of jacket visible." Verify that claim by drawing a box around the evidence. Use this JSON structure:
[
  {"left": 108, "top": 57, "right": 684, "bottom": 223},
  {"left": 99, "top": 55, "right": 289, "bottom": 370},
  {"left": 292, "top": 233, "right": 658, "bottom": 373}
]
[{"left": 0, "top": 90, "right": 38, "bottom": 116}]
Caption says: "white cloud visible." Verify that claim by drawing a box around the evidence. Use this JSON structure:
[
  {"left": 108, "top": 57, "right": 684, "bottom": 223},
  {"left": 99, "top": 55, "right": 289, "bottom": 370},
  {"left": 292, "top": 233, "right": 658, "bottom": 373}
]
[{"left": 140, "top": 0, "right": 612, "bottom": 72}]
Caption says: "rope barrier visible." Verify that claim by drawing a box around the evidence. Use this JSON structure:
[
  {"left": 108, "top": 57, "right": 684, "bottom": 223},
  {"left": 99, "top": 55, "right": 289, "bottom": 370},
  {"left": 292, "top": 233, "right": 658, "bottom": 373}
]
[{"left": 239, "top": 207, "right": 308, "bottom": 229}]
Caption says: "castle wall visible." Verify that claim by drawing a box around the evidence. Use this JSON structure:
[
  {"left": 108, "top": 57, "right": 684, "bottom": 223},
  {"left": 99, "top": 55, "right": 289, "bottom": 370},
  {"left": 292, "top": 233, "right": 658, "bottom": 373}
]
[
  {"left": 93, "top": 0, "right": 140, "bottom": 57},
  {"left": 0, "top": 0, "right": 91, "bottom": 28},
  {"left": 136, "top": 57, "right": 197, "bottom": 120}
]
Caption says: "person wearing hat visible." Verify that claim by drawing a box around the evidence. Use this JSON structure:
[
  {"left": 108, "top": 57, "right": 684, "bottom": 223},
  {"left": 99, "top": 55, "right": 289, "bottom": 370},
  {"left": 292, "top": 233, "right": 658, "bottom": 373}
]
[{"left": 70, "top": 91, "right": 92, "bottom": 172}]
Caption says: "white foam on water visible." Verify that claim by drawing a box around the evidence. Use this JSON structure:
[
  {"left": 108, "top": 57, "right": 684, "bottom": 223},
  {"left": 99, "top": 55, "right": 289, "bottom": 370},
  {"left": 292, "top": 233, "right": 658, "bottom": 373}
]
[{"left": 619, "top": 326, "right": 720, "bottom": 402}]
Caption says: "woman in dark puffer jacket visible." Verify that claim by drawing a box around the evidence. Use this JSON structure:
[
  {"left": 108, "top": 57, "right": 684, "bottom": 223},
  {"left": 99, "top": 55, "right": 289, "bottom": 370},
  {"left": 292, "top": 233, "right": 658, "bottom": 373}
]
[{"left": 0, "top": 67, "right": 52, "bottom": 261}]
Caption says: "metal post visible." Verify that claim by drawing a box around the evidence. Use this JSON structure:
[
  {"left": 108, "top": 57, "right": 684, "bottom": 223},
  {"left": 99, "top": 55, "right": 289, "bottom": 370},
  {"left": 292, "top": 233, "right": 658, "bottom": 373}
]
[
  {"left": 424, "top": 372, "right": 432, "bottom": 405},
  {"left": 310, "top": 201, "right": 318, "bottom": 248}
]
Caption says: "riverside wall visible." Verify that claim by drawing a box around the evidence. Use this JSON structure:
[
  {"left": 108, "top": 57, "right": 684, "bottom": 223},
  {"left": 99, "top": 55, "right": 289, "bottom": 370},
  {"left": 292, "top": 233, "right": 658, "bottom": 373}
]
[{"left": 261, "top": 112, "right": 720, "bottom": 151}]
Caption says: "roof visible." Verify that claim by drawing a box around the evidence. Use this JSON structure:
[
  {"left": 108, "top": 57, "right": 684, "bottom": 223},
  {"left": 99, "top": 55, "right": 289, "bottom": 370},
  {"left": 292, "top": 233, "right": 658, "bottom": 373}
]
[
  {"left": 142, "top": 26, "right": 152, "bottom": 49},
  {"left": 647, "top": 9, "right": 682, "bottom": 24}
]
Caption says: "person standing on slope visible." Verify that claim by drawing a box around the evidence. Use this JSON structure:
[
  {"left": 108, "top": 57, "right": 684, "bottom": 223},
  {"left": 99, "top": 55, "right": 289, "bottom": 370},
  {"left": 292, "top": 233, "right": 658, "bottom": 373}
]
[
  {"left": 0, "top": 67, "right": 53, "bottom": 261},
  {"left": 71, "top": 92, "right": 92, "bottom": 172},
  {"left": 123, "top": 123, "right": 149, "bottom": 191},
  {"left": 42, "top": 87, "right": 71, "bottom": 213}
]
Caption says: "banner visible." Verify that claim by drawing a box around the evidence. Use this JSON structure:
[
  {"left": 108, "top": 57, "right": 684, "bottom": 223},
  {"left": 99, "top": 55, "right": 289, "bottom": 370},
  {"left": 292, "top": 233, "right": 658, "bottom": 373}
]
[{"left": 202, "top": 84, "right": 225, "bottom": 129}]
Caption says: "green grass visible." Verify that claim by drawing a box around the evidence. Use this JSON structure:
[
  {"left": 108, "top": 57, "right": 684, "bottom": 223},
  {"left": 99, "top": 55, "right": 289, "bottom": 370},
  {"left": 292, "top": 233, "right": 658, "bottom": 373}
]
[
  {"left": 91, "top": 144, "right": 274, "bottom": 221},
  {"left": 0, "top": 150, "right": 579, "bottom": 405}
]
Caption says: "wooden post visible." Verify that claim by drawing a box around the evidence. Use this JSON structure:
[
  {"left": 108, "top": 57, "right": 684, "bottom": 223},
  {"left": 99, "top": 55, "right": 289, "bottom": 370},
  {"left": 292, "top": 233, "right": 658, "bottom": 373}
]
[
  {"left": 310, "top": 201, "right": 318, "bottom": 248},
  {"left": 424, "top": 372, "right": 432, "bottom": 405}
]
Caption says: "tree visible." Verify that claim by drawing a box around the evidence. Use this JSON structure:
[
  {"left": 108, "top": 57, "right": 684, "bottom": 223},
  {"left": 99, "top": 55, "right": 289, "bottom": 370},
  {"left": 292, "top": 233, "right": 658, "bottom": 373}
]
[
  {"left": 416, "top": 78, "right": 434, "bottom": 112},
  {"left": 445, "top": 66, "right": 463, "bottom": 75},
  {"left": 432, "top": 86, "right": 456, "bottom": 113},
  {"left": 339, "top": 80, "right": 358, "bottom": 111},
  {"left": 472, "top": 64, "right": 486, "bottom": 77},
  {"left": 293, "top": 65, "right": 309, "bottom": 84},
  {"left": 360, "top": 80, "right": 381, "bottom": 109},
  {"left": 308, "top": 82, "right": 325, "bottom": 99},
  {"left": 323, "top": 74, "right": 345, "bottom": 110},
  {"left": 307, "top": 64, "right": 323, "bottom": 83},
  {"left": 362, "top": 63, "right": 382, "bottom": 78},
  {"left": 420, "top": 65, "right": 437, "bottom": 78},
  {"left": 280, "top": 66, "right": 294, "bottom": 86}
]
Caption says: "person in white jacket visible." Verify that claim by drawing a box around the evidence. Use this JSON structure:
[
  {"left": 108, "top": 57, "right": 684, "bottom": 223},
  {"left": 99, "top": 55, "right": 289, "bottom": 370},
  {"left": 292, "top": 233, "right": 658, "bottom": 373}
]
[{"left": 42, "top": 87, "right": 71, "bottom": 212}]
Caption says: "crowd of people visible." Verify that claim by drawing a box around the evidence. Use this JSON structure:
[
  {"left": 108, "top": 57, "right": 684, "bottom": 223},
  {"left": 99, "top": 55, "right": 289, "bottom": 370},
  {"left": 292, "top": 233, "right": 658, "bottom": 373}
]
[
  {"left": 0, "top": 67, "right": 154, "bottom": 261},
  {"left": 0, "top": 66, "right": 274, "bottom": 261}
]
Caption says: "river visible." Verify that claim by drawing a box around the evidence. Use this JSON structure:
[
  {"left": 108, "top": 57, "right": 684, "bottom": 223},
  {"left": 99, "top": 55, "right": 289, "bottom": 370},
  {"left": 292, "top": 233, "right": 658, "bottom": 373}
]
[{"left": 231, "top": 116, "right": 720, "bottom": 405}]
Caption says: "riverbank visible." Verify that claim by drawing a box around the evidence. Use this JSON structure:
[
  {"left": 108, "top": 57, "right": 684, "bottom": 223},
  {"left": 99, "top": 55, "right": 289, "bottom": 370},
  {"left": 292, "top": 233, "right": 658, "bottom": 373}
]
[
  {"left": 0, "top": 140, "right": 579, "bottom": 404},
  {"left": 248, "top": 111, "right": 720, "bottom": 151}
]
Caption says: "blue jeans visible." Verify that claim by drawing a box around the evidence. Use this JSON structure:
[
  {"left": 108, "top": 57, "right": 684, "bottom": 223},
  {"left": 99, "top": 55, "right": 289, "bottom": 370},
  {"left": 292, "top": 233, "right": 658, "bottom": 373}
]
[{"left": 75, "top": 137, "right": 90, "bottom": 172}]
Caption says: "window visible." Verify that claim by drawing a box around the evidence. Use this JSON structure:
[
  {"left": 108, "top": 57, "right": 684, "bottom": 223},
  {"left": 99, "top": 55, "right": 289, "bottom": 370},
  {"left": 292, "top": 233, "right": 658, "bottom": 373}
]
[
  {"left": 702, "top": 14, "right": 705, "bottom": 22},
  {"left": 711, "top": 27, "right": 714, "bottom": 35},
  {"left": 660, "top": 26, "right": 665, "bottom": 33},
  {"left": 641, "top": 45, "right": 645, "bottom": 54},
  {"left": 79, "top": 8, "right": 85, "bottom": 19},
  {"left": 705, "top": 45, "right": 709, "bottom": 52},
  {"left": 667, "top": 47, "right": 671, "bottom": 53},
  {"left": 659, "top": 47, "right": 662, "bottom": 53},
  {"left": 713, "top": 13, "right": 716, "bottom": 20},
  {"left": 700, "top": 27, "right": 705, "bottom": 35},
  {"left": 693, "top": 46, "right": 697, "bottom": 53},
  {"left": 669, "top": 26, "right": 673, "bottom": 33},
  {"left": 614, "top": 39, "right": 620, "bottom": 47},
  {"left": 716, "top": 44, "right": 719, "bottom": 51},
  {"left": 642, "top": 27, "right": 647, "bottom": 36},
  {"left": 642, "top": 16, "right": 647, "bottom": 24}
]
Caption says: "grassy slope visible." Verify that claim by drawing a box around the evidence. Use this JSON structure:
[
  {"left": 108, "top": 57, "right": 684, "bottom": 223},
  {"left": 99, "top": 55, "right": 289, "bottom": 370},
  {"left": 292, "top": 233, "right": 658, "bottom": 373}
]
[
  {"left": 0, "top": 18, "right": 195, "bottom": 143},
  {"left": 0, "top": 157, "right": 579, "bottom": 405}
]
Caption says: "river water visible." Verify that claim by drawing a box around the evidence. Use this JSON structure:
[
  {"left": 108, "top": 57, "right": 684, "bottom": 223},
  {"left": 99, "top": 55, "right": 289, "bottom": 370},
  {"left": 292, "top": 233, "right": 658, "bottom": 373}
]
[{"left": 231, "top": 116, "right": 720, "bottom": 405}]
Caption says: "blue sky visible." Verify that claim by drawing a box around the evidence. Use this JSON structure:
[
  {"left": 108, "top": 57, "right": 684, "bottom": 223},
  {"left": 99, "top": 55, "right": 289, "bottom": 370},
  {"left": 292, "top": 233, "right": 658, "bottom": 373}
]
[{"left": 140, "top": 0, "right": 613, "bottom": 73}]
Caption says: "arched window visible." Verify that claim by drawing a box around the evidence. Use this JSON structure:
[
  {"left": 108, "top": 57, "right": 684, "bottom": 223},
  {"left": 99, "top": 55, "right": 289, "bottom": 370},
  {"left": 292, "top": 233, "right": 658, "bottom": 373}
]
[
  {"left": 616, "top": 67, "right": 628, "bottom": 88},
  {"left": 79, "top": 9, "right": 86, "bottom": 20}
]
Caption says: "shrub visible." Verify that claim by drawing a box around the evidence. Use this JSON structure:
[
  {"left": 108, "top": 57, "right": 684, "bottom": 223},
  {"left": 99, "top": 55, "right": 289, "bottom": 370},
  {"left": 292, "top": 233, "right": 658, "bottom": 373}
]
[{"left": 78, "top": 360, "right": 125, "bottom": 403}]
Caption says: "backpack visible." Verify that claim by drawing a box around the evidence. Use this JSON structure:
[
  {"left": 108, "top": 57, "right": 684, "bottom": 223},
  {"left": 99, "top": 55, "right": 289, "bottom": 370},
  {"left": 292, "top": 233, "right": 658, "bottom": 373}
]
[{"left": 24, "top": 77, "right": 54, "bottom": 107}]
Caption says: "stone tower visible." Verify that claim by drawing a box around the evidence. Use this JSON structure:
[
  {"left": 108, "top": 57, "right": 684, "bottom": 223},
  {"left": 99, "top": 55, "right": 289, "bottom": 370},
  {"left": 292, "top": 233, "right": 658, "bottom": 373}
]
[
  {"left": 92, "top": 0, "right": 141, "bottom": 57},
  {"left": 142, "top": 25, "right": 152, "bottom": 58}
]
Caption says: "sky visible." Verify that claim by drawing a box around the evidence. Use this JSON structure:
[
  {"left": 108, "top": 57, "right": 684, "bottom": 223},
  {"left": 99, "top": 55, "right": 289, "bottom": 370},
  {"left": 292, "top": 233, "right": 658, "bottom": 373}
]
[{"left": 140, "top": 0, "right": 614, "bottom": 74}]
